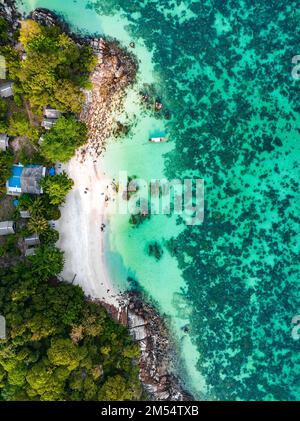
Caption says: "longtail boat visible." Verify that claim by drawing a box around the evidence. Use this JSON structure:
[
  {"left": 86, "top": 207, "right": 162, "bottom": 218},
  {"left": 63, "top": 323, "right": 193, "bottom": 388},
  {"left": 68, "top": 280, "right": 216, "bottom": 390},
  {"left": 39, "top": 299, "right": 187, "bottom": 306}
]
[{"left": 149, "top": 137, "right": 168, "bottom": 143}]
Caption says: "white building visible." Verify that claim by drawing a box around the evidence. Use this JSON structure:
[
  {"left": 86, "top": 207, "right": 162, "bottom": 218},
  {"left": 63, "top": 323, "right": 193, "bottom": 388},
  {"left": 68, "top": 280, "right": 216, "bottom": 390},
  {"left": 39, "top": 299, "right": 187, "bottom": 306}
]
[
  {"left": 0, "top": 134, "right": 9, "bottom": 151},
  {"left": 0, "top": 82, "right": 13, "bottom": 98},
  {"left": 0, "top": 221, "right": 16, "bottom": 236}
]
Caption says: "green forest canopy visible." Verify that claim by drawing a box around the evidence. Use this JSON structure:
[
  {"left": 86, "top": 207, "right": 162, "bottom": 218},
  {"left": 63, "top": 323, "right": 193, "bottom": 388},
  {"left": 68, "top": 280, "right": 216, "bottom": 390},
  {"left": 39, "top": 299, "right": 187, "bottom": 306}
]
[
  {"left": 0, "top": 247, "right": 142, "bottom": 401},
  {"left": 16, "top": 19, "right": 97, "bottom": 113}
]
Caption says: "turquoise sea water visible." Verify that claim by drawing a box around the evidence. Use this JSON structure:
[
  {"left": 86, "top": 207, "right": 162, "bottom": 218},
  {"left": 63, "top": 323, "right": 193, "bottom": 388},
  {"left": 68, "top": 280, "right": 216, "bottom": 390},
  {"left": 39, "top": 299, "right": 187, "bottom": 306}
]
[{"left": 17, "top": 0, "right": 300, "bottom": 400}]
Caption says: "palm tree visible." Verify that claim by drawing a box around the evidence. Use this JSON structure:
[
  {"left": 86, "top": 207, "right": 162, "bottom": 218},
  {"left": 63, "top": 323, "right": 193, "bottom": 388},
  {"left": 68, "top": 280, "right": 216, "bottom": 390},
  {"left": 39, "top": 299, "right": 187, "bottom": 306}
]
[
  {"left": 27, "top": 216, "right": 49, "bottom": 234},
  {"left": 29, "top": 246, "right": 64, "bottom": 280},
  {"left": 28, "top": 197, "right": 46, "bottom": 218}
]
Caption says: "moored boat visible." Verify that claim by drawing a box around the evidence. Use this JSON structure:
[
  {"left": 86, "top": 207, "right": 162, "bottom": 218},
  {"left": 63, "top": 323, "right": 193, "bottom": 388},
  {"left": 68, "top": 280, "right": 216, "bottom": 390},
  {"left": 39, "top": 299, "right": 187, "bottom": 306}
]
[{"left": 149, "top": 137, "right": 168, "bottom": 143}]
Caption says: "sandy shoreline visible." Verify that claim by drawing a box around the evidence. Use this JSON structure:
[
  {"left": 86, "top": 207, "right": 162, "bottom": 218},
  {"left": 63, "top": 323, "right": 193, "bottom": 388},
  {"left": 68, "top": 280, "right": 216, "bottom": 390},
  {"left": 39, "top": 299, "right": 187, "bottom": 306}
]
[{"left": 56, "top": 155, "right": 119, "bottom": 307}]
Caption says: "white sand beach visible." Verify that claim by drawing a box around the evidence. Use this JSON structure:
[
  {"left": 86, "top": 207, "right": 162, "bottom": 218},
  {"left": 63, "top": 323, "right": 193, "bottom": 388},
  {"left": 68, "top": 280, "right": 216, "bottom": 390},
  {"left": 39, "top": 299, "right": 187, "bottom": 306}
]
[
  {"left": 54, "top": 36, "right": 137, "bottom": 309},
  {"left": 56, "top": 155, "right": 119, "bottom": 307}
]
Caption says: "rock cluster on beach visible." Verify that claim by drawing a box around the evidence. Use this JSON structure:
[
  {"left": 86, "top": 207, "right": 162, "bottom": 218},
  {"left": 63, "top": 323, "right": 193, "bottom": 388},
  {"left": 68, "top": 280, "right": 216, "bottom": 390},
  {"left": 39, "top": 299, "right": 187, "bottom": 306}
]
[
  {"left": 78, "top": 37, "right": 136, "bottom": 162},
  {"left": 101, "top": 292, "right": 194, "bottom": 401}
]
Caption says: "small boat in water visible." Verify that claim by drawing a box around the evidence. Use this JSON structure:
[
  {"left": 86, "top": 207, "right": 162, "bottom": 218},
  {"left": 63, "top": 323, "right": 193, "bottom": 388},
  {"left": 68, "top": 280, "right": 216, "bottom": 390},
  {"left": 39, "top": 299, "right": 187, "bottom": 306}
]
[{"left": 149, "top": 137, "right": 168, "bottom": 143}]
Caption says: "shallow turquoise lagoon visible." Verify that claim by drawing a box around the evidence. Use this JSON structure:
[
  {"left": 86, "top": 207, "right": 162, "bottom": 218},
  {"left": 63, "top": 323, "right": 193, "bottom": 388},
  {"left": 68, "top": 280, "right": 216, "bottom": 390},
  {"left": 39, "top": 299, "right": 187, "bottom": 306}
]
[{"left": 18, "top": 0, "right": 300, "bottom": 400}]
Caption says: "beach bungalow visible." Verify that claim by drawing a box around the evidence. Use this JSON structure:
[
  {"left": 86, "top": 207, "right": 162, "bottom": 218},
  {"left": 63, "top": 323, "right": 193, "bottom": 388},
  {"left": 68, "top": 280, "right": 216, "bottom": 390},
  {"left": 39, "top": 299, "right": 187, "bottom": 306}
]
[
  {"left": 41, "top": 118, "right": 57, "bottom": 130},
  {"left": 24, "top": 234, "right": 40, "bottom": 257},
  {"left": 0, "top": 134, "right": 9, "bottom": 151},
  {"left": 41, "top": 107, "right": 61, "bottom": 130},
  {"left": 44, "top": 107, "right": 61, "bottom": 120},
  {"left": 0, "top": 82, "right": 13, "bottom": 98},
  {"left": 20, "top": 210, "right": 31, "bottom": 219},
  {"left": 6, "top": 164, "right": 46, "bottom": 196},
  {"left": 0, "top": 221, "right": 16, "bottom": 236},
  {"left": 24, "top": 234, "right": 40, "bottom": 247}
]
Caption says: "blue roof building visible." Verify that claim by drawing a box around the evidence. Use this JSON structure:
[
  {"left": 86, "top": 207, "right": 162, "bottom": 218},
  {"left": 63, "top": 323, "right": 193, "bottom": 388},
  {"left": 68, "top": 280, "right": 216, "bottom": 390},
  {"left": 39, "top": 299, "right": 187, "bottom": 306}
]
[{"left": 7, "top": 164, "right": 46, "bottom": 196}]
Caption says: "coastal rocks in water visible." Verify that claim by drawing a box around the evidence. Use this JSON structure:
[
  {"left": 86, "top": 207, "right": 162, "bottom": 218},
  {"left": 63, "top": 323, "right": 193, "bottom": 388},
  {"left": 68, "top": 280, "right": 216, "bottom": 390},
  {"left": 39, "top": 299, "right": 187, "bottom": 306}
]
[
  {"left": 155, "top": 100, "right": 163, "bottom": 111},
  {"left": 129, "top": 208, "right": 150, "bottom": 226},
  {"left": 30, "top": 8, "right": 59, "bottom": 27},
  {"left": 139, "top": 84, "right": 168, "bottom": 116},
  {"left": 30, "top": 8, "right": 69, "bottom": 32},
  {"left": 99, "top": 291, "right": 193, "bottom": 400},
  {"left": 148, "top": 241, "right": 164, "bottom": 261},
  {"left": 121, "top": 292, "right": 194, "bottom": 401}
]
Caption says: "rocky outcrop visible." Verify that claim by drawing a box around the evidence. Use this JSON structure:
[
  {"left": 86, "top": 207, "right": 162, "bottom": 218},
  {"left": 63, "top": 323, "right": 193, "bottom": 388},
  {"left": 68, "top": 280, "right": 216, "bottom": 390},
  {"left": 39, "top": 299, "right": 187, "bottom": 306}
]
[
  {"left": 78, "top": 37, "right": 137, "bottom": 161},
  {"left": 30, "top": 8, "right": 60, "bottom": 27},
  {"left": 99, "top": 291, "right": 193, "bottom": 400},
  {"left": 30, "top": 8, "right": 70, "bottom": 33},
  {"left": 101, "top": 292, "right": 194, "bottom": 401},
  {"left": 0, "top": 0, "right": 20, "bottom": 40},
  {"left": 126, "top": 292, "right": 194, "bottom": 401}
]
